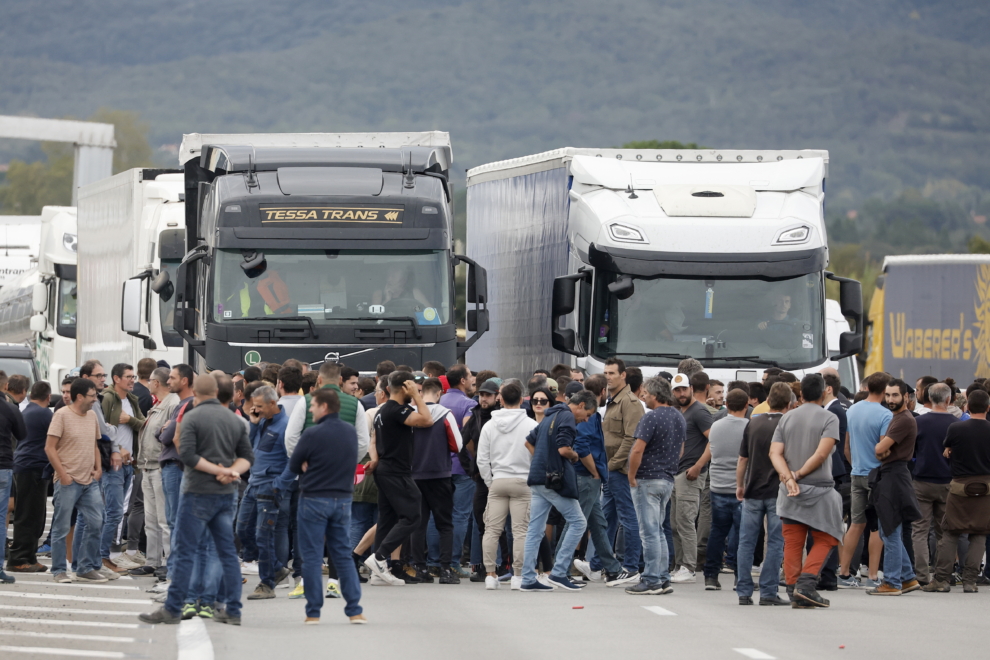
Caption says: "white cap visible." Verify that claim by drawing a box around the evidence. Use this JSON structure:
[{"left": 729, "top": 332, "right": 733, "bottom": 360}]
[{"left": 671, "top": 373, "right": 691, "bottom": 389}]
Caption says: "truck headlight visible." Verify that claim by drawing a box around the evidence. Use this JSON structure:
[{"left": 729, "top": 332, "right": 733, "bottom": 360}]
[
  {"left": 62, "top": 233, "right": 77, "bottom": 253},
  {"left": 774, "top": 226, "right": 810, "bottom": 245},
  {"left": 608, "top": 223, "right": 648, "bottom": 244}
]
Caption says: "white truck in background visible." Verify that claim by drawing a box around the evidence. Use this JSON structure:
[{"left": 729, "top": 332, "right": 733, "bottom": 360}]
[
  {"left": 0, "top": 215, "right": 42, "bottom": 290},
  {"left": 466, "top": 147, "right": 863, "bottom": 389},
  {"left": 77, "top": 169, "right": 185, "bottom": 370},
  {"left": 0, "top": 206, "right": 78, "bottom": 383}
]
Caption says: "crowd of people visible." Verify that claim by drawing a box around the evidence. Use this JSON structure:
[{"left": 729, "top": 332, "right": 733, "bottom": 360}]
[{"left": 0, "top": 354, "right": 988, "bottom": 625}]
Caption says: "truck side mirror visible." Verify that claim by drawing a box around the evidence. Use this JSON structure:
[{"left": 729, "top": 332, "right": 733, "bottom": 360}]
[
  {"left": 552, "top": 272, "right": 590, "bottom": 356},
  {"left": 31, "top": 283, "right": 47, "bottom": 313},
  {"left": 454, "top": 254, "right": 490, "bottom": 356},
  {"left": 121, "top": 278, "right": 143, "bottom": 335},
  {"left": 607, "top": 276, "right": 635, "bottom": 300},
  {"left": 29, "top": 314, "right": 47, "bottom": 333},
  {"left": 468, "top": 262, "right": 487, "bottom": 304},
  {"left": 151, "top": 270, "right": 174, "bottom": 302},
  {"left": 826, "top": 272, "right": 864, "bottom": 359},
  {"left": 467, "top": 309, "right": 489, "bottom": 333}
]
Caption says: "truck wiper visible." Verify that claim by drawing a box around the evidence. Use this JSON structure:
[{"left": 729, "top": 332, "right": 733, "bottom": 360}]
[
  {"left": 612, "top": 352, "right": 692, "bottom": 360},
  {"left": 320, "top": 316, "right": 422, "bottom": 339},
  {"left": 233, "top": 316, "right": 319, "bottom": 339},
  {"left": 704, "top": 356, "right": 780, "bottom": 368}
]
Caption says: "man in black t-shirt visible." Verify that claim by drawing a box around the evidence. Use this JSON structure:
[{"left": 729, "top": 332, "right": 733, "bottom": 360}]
[
  {"left": 734, "top": 381, "right": 791, "bottom": 606},
  {"left": 365, "top": 371, "right": 433, "bottom": 586},
  {"left": 925, "top": 389, "right": 990, "bottom": 592}
]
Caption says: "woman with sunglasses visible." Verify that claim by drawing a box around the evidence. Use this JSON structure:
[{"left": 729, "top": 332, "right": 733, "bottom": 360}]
[
  {"left": 527, "top": 388, "right": 555, "bottom": 425},
  {"left": 525, "top": 386, "right": 560, "bottom": 585}
]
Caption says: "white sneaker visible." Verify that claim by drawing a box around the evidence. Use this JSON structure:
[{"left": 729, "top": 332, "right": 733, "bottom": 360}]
[
  {"left": 241, "top": 561, "right": 260, "bottom": 575},
  {"left": 368, "top": 575, "right": 388, "bottom": 586},
  {"left": 670, "top": 567, "right": 696, "bottom": 583},
  {"left": 536, "top": 574, "right": 557, "bottom": 589},
  {"left": 485, "top": 575, "right": 500, "bottom": 590},
  {"left": 363, "top": 555, "right": 405, "bottom": 586},
  {"left": 751, "top": 564, "right": 762, "bottom": 576},
  {"left": 112, "top": 554, "right": 140, "bottom": 570},
  {"left": 573, "top": 559, "right": 599, "bottom": 582},
  {"left": 148, "top": 580, "right": 170, "bottom": 593},
  {"left": 510, "top": 576, "right": 522, "bottom": 591},
  {"left": 98, "top": 567, "right": 121, "bottom": 581}
]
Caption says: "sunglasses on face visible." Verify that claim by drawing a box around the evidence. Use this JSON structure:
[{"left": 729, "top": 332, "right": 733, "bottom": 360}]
[{"left": 531, "top": 398, "right": 550, "bottom": 405}]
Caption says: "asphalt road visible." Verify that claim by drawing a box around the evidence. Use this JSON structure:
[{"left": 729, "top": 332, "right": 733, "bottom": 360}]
[{"left": 203, "top": 572, "right": 986, "bottom": 660}]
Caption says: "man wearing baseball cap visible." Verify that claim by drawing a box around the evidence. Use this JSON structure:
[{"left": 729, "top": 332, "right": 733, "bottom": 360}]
[{"left": 670, "top": 372, "right": 714, "bottom": 584}]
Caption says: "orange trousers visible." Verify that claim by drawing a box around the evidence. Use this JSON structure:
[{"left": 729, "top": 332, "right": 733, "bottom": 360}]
[{"left": 782, "top": 523, "right": 838, "bottom": 586}]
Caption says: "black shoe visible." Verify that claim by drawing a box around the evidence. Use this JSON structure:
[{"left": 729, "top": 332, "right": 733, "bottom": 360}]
[
  {"left": 817, "top": 581, "right": 839, "bottom": 591},
  {"left": 439, "top": 568, "right": 460, "bottom": 585},
  {"left": 785, "top": 584, "right": 795, "bottom": 599},
  {"left": 392, "top": 563, "right": 421, "bottom": 584},
  {"left": 129, "top": 566, "right": 158, "bottom": 577},
  {"left": 414, "top": 566, "right": 434, "bottom": 583},
  {"left": 794, "top": 587, "right": 829, "bottom": 608},
  {"left": 139, "top": 606, "right": 181, "bottom": 625},
  {"left": 704, "top": 576, "right": 721, "bottom": 591},
  {"left": 469, "top": 571, "right": 487, "bottom": 583},
  {"left": 154, "top": 566, "right": 168, "bottom": 580},
  {"left": 214, "top": 609, "right": 241, "bottom": 626},
  {"left": 739, "top": 596, "right": 753, "bottom": 605},
  {"left": 759, "top": 595, "right": 790, "bottom": 606},
  {"left": 274, "top": 566, "right": 292, "bottom": 586}
]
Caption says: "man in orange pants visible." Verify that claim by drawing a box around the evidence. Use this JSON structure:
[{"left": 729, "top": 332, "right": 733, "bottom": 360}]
[{"left": 769, "top": 374, "right": 844, "bottom": 609}]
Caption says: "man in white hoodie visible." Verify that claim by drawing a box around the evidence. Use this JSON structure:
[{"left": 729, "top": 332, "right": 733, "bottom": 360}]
[{"left": 477, "top": 380, "right": 537, "bottom": 591}]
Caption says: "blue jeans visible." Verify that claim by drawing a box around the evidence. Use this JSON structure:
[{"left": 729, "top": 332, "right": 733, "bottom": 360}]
[
  {"left": 569, "top": 474, "right": 621, "bottom": 574},
  {"left": 186, "top": 491, "right": 238, "bottom": 605},
  {"left": 703, "top": 492, "right": 741, "bottom": 579},
  {"left": 51, "top": 480, "right": 104, "bottom": 576},
  {"left": 236, "top": 488, "right": 258, "bottom": 562},
  {"left": 735, "top": 497, "right": 783, "bottom": 599},
  {"left": 161, "top": 462, "right": 184, "bottom": 533},
  {"left": 631, "top": 478, "right": 674, "bottom": 585},
  {"left": 164, "top": 492, "right": 242, "bottom": 618},
  {"left": 350, "top": 502, "right": 378, "bottom": 552},
  {"left": 879, "top": 523, "right": 915, "bottom": 589},
  {"left": 522, "top": 485, "right": 586, "bottom": 584},
  {"left": 0, "top": 470, "right": 11, "bottom": 567},
  {"left": 253, "top": 486, "right": 284, "bottom": 587},
  {"left": 663, "top": 497, "right": 674, "bottom": 571},
  {"left": 98, "top": 465, "right": 132, "bottom": 558},
  {"left": 596, "top": 469, "right": 641, "bottom": 572},
  {"left": 298, "top": 495, "right": 362, "bottom": 619},
  {"left": 428, "top": 474, "right": 475, "bottom": 566}
]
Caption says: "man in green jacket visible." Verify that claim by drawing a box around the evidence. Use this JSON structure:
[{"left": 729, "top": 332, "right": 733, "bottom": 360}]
[
  {"left": 285, "top": 361, "right": 369, "bottom": 597},
  {"left": 99, "top": 363, "right": 146, "bottom": 573}
]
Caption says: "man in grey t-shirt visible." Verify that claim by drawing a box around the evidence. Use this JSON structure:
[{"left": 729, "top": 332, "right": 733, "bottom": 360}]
[
  {"left": 670, "top": 373, "right": 713, "bottom": 583},
  {"left": 769, "top": 374, "right": 842, "bottom": 609},
  {"left": 702, "top": 389, "right": 749, "bottom": 590}
]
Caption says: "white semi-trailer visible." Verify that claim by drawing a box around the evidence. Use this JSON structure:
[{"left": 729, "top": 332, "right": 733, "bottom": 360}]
[
  {"left": 466, "top": 148, "right": 862, "bottom": 384},
  {"left": 77, "top": 169, "right": 186, "bottom": 369},
  {"left": 0, "top": 206, "right": 78, "bottom": 383},
  {"left": 0, "top": 214, "right": 42, "bottom": 290}
]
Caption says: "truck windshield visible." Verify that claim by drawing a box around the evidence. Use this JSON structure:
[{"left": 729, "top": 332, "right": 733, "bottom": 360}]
[
  {"left": 592, "top": 272, "right": 825, "bottom": 369},
  {"left": 211, "top": 249, "right": 450, "bottom": 326},
  {"left": 56, "top": 278, "right": 76, "bottom": 338}
]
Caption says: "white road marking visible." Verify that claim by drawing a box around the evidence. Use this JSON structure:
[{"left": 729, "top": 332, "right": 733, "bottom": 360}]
[
  {"left": 0, "top": 618, "right": 142, "bottom": 629},
  {"left": 7, "top": 579, "right": 140, "bottom": 590},
  {"left": 0, "top": 592, "right": 149, "bottom": 605},
  {"left": 0, "top": 605, "right": 142, "bottom": 616},
  {"left": 641, "top": 605, "right": 677, "bottom": 616},
  {"left": 177, "top": 616, "right": 214, "bottom": 660},
  {"left": 0, "top": 647, "right": 125, "bottom": 658},
  {"left": 733, "top": 650, "right": 776, "bottom": 659},
  {"left": 0, "top": 630, "right": 136, "bottom": 643}
]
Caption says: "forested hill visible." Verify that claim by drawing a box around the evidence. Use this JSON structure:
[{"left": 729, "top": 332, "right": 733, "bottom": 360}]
[{"left": 1, "top": 0, "right": 990, "bottom": 205}]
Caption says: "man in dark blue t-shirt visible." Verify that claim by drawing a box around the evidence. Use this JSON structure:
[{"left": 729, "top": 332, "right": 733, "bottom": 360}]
[
  {"left": 8, "top": 382, "right": 50, "bottom": 572},
  {"left": 626, "top": 376, "right": 685, "bottom": 595},
  {"left": 911, "top": 382, "right": 955, "bottom": 583}
]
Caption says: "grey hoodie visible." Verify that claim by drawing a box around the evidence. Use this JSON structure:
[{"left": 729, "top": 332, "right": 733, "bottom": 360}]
[{"left": 476, "top": 408, "right": 539, "bottom": 486}]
